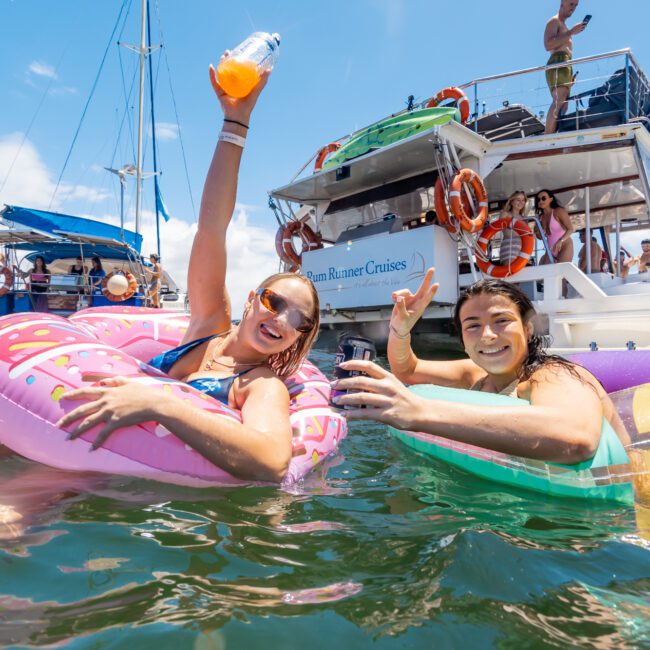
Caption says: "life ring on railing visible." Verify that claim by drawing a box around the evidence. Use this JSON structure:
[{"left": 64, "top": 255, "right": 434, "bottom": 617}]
[
  {"left": 434, "top": 176, "right": 473, "bottom": 234},
  {"left": 102, "top": 271, "right": 138, "bottom": 302},
  {"left": 426, "top": 87, "right": 471, "bottom": 125},
  {"left": 448, "top": 169, "right": 489, "bottom": 233},
  {"left": 0, "top": 267, "right": 13, "bottom": 297},
  {"left": 275, "top": 221, "right": 323, "bottom": 271},
  {"left": 314, "top": 142, "right": 341, "bottom": 172},
  {"left": 475, "top": 216, "right": 535, "bottom": 278}
]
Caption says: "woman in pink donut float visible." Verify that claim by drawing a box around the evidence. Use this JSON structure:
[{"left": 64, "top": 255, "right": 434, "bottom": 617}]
[{"left": 57, "top": 65, "right": 321, "bottom": 483}]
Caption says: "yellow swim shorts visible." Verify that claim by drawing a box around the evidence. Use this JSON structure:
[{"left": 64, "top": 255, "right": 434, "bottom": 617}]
[{"left": 546, "top": 51, "right": 573, "bottom": 92}]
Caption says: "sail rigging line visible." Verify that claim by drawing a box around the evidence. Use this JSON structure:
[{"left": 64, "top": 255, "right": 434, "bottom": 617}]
[
  {"left": 110, "top": 56, "right": 138, "bottom": 171},
  {"left": 117, "top": 38, "right": 137, "bottom": 165},
  {"left": 146, "top": 0, "right": 162, "bottom": 257},
  {"left": 154, "top": 0, "right": 197, "bottom": 223},
  {"left": 0, "top": 47, "right": 67, "bottom": 197},
  {"left": 48, "top": 0, "right": 131, "bottom": 210}
]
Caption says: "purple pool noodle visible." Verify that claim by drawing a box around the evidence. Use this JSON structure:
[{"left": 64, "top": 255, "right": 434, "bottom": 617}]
[{"left": 568, "top": 350, "right": 650, "bottom": 393}]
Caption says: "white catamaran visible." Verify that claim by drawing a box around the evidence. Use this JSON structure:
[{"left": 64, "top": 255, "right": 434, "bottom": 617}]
[{"left": 269, "top": 49, "right": 650, "bottom": 352}]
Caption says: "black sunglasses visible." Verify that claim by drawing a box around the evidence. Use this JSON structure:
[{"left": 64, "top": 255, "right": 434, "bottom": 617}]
[{"left": 255, "top": 288, "right": 315, "bottom": 333}]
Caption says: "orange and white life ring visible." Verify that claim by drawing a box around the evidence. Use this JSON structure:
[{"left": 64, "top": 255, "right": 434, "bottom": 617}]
[
  {"left": 434, "top": 176, "right": 473, "bottom": 235},
  {"left": 101, "top": 271, "right": 138, "bottom": 302},
  {"left": 0, "top": 267, "right": 13, "bottom": 297},
  {"left": 426, "top": 87, "right": 471, "bottom": 125},
  {"left": 314, "top": 142, "right": 341, "bottom": 172},
  {"left": 475, "top": 216, "right": 535, "bottom": 278},
  {"left": 275, "top": 221, "right": 323, "bottom": 271},
  {"left": 448, "top": 169, "right": 489, "bottom": 233}
]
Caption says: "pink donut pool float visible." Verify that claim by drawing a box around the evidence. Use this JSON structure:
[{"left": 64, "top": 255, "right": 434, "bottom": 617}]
[{"left": 0, "top": 307, "right": 347, "bottom": 487}]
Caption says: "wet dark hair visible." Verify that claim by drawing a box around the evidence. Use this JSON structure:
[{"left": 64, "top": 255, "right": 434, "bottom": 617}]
[
  {"left": 534, "top": 188, "right": 562, "bottom": 214},
  {"left": 453, "top": 279, "right": 582, "bottom": 383},
  {"left": 252, "top": 272, "right": 320, "bottom": 377}
]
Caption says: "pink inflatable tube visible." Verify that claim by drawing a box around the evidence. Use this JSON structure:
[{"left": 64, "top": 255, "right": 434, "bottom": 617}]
[{"left": 0, "top": 307, "right": 347, "bottom": 487}]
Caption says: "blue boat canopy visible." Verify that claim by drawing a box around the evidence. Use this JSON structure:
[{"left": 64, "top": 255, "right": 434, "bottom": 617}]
[{"left": 0, "top": 205, "right": 142, "bottom": 252}]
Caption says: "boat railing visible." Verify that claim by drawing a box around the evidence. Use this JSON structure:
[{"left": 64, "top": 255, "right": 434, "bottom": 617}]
[{"left": 455, "top": 49, "right": 650, "bottom": 136}]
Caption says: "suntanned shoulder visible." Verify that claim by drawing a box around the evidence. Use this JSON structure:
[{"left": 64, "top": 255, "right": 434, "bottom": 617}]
[{"left": 544, "top": 15, "right": 561, "bottom": 50}]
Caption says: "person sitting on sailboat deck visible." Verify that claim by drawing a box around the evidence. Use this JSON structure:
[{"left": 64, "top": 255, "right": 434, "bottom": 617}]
[
  {"left": 534, "top": 189, "right": 574, "bottom": 265},
  {"left": 498, "top": 190, "right": 528, "bottom": 265},
  {"left": 87, "top": 257, "right": 106, "bottom": 303},
  {"left": 69, "top": 256, "right": 88, "bottom": 284},
  {"left": 147, "top": 253, "right": 162, "bottom": 309},
  {"left": 57, "top": 63, "right": 321, "bottom": 484},
  {"left": 331, "top": 268, "right": 629, "bottom": 465}
]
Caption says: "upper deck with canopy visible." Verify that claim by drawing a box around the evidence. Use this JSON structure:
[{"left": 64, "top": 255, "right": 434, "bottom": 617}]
[{"left": 268, "top": 50, "right": 650, "bottom": 350}]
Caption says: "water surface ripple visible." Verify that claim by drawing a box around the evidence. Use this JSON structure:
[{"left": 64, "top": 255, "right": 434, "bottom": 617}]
[{"left": 0, "top": 349, "right": 649, "bottom": 649}]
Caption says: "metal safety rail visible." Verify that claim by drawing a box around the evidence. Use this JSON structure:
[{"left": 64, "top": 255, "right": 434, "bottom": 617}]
[{"left": 456, "top": 49, "right": 650, "bottom": 135}]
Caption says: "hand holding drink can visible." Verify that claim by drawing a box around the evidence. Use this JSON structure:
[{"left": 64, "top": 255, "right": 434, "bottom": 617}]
[{"left": 331, "top": 335, "right": 377, "bottom": 410}]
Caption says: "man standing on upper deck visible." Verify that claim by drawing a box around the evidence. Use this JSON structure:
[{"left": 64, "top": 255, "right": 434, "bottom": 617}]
[{"left": 544, "top": 0, "right": 589, "bottom": 134}]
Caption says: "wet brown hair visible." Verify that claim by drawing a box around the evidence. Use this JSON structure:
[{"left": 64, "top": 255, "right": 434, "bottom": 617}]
[
  {"left": 255, "top": 272, "right": 320, "bottom": 377},
  {"left": 453, "top": 279, "right": 581, "bottom": 382}
]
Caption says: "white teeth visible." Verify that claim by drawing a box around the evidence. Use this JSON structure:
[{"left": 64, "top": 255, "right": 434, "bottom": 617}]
[
  {"left": 481, "top": 346, "right": 507, "bottom": 354},
  {"left": 261, "top": 323, "right": 281, "bottom": 339}
]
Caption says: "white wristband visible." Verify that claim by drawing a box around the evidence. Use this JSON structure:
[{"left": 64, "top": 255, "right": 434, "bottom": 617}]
[{"left": 218, "top": 131, "right": 246, "bottom": 148}]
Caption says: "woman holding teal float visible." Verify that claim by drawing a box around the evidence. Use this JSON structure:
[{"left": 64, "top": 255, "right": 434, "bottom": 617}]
[{"left": 332, "top": 269, "right": 638, "bottom": 501}]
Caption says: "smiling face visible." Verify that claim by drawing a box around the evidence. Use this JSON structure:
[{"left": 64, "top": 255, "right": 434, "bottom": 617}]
[
  {"left": 510, "top": 193, "right": 526, "bottom": 215},
  {"left": 459, "top": 293, "right": 533, "bottom": 380},
  {"left": 241, "top": 276, "right": 317, "bottom": 356},
  {"left": 535, "top": 192, "right": 552, "bottom": 212}
]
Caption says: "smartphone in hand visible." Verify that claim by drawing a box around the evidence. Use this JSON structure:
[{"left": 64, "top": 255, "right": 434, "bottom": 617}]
[{"left": 582, "top": 14, "right": 592, "bottom": 24}]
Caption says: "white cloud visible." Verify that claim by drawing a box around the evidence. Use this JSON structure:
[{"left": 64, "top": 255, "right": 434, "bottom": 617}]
[
  {"left": 154, "top": 122, "right": 179, "bottom": 142},
  {"left": 0, "top": 133, "right": 113, "bottom": 210},
  {"left": 119, "top": 204, "right": 279, "bottom": 317},
  {"left": 49, "top": 86, "right": 77, "bottom": 97},
  {"left": 28, "top": 61, "right": 57, "bottom": 80},
  {"left": 0, "top": 133, "right": 57, "bottom": 208}
]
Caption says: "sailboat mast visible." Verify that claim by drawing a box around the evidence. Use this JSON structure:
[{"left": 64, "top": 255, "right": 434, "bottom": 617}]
[
  {"left": 134, "top": 0, "right": 147, "bottom": 235},
  {"left": 146, "top": 0, "right": 161, "bottom": 258}
]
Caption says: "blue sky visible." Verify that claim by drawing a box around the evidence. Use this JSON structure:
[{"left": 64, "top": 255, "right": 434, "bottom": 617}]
[{"left": 1, "top": 0, "right": 648, "bottom": 313}]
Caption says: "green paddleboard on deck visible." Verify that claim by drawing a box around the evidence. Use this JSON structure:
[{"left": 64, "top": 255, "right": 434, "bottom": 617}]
[
  {"left": 388, "top": 384, "right": 634, "bottom": 504},
  {"left": 320, "top": 106, "right": 458, "bottom": 171}
]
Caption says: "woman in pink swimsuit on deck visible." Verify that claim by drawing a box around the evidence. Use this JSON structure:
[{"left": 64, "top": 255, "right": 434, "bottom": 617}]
[{"left": 535, "top": 189, "right": 574, "bottom": 264}]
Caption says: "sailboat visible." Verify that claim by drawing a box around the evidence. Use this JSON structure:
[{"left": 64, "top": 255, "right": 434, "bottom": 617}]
[{"left": 0, "top": 0, "right": 187, "bottom": 316}]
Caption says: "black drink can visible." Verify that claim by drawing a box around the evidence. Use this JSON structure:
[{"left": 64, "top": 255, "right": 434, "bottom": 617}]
[{"left": 331, "top": 334, "right": 377, "bottom": 409}]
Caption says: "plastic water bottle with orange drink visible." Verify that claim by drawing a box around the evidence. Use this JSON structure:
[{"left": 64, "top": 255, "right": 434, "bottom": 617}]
[{"left": 217, "top": 32, "right": 280, "bottom": 98}]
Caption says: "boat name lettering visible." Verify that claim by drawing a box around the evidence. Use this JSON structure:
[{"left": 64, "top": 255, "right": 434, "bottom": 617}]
[{"left": 306, "top": 258, "right": 407, "bottom": 284}]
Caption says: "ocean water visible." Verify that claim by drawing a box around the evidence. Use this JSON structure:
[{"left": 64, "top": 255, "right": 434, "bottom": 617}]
[{"left": 1, "top": 349, "right": 649, "bottom": 649}]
